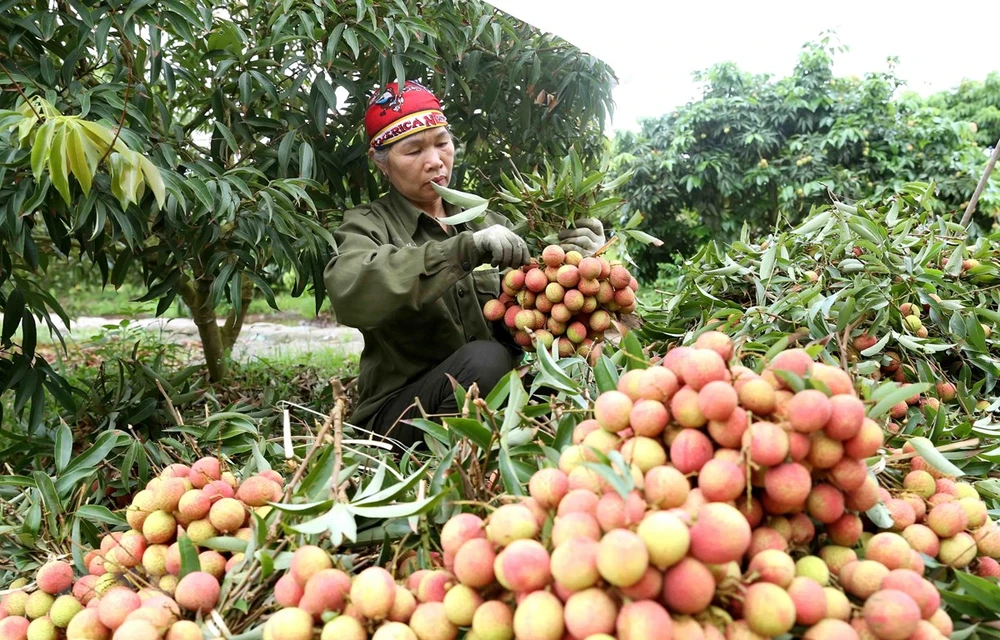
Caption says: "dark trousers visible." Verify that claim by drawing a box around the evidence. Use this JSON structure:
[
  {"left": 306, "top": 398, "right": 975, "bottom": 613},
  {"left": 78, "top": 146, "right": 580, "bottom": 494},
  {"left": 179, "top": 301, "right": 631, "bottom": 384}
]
[{"left": 367, "top": 340, "right": 516, "bottom": 449}]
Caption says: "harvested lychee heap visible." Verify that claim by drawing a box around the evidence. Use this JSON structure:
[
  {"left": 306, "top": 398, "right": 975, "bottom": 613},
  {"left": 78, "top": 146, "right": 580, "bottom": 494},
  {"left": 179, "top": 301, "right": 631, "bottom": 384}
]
[{"left": 0, "top": 340, "right": 993, "bottom": 639}]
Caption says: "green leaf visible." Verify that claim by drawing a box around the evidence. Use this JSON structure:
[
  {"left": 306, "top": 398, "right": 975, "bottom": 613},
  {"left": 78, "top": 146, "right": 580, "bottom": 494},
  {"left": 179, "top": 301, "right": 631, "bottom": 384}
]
[
  {"left": 215, "top": 121, "right": 239, "bottom": 157},
  {"left": 33, "top": 471, "right": 62, "bottom": 535},
  {"left": 500, "top": 374, "right": 529, "bottom": 440},
  {"left": 868, "top": 383, "right": 931, "bottom": 419},
  {"left": 438, "top": 202, "right": 488, "bottom": 225},
  {"left": 441, "top": 417, "right": 493, "bottom": 451},
  {"left": 178, "top": 536, "right": 200, "bottom": 578},
  {"left": 31, "top": 119, "right": 56, "bottom": 180},
  {"left": 430, "top": 181, "right": 489, "bottom": 208},
  {"left": 2, "top": 288, "right": 24, "bottom": 344},
  {"left": 621, "top": 331, "right": 647, "bottom": 370},
  {"left": 865, "top": 502, "right": 894, "bottom": 529},
  {"left": 860, "top": 332, "right": 892, "bottom": 357},
  {"left": 792, "top": 210, "right": 831, "bottom": 236},
  {"left": 74, "top": 505, "right": 127, "bottom": 527},
  {"left": 67, "top": 122, "right": 94, "bottom": 196},
  {"left": 533, "top": 340, "right": 580, "bottom": 393},
  {"left": 139, "top": 156, "right": 166, "bottom": 208},
  {"left": 58, "top": 430, "right": 124, "bottom": 492},
  {"left": 343, "top": 27, "right": 360, "bottom": 58},
  {"left": 392, "top": 54, "right": 406, "bottom": 94},
  {"left": 54, "top": 423, "right": 72, "bottom": 473},
  {"left": 908, "top": 436, "right": 964, "bottom": 477},
  {"left": 350, "top": 493, "right": 443, "bottom": 519},
  {"left": 199, "top": 537, "right": 249, "bottom": 553},
  {"left": 408, "top": 418, "right": 450, "bottom": 446},
  {"left": 49, "top": 125, "right": 72, "bottom": 204},
  {"left": 582, "top": 458, "right": 632, "bottom": 500},
  {"left": 593, "top": 354, "right": 620, "bottom": 393},
  {"left": 944, "top": 243, "right": 965, "bottom": 277},
  {"left": 499, "top": 448, "right": 524, "bottom": 496},
  {"left": 759, "top": 243, "right": 777, "bottom": 282},
  {"left": 954, "top": 571, "right": 1000, "bottom": 612},
  {"left": 278, "top": 132, "right": 295, "bottom": 175}
]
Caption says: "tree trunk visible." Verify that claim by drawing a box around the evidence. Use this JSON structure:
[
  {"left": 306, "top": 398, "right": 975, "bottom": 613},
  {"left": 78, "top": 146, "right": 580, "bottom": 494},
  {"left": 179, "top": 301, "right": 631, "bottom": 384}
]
[
  {"left": 179, "top": 279, "right": 228, "bottom": 382},
  {"left": 221, "top": 277, "right": 254, "bottom": 351}
]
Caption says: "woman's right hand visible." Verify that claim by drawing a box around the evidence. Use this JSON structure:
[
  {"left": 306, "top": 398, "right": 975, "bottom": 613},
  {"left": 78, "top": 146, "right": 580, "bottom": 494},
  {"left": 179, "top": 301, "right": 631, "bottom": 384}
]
[{"left": 473, "top": 225, "right": 530, "bottom": 270}]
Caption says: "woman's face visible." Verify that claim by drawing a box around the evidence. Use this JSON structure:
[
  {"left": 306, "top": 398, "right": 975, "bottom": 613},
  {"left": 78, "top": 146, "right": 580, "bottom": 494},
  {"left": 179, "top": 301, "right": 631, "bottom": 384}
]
[{"left": 378, "top": 128, "right": 455, "bottom": 207}]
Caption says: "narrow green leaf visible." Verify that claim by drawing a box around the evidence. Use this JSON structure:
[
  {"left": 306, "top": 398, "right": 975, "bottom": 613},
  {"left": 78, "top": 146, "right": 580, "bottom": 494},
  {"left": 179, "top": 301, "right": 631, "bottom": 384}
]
[
  {"left": 67, "top": 122, "right": 94, "bottom": 196},
  {"left": 792, "top": 210, "right": 831, "bottom": 235},
  {"left": 178, "top": 536, "right": 200, "bottom": 578},
  {"left": 593, "top": 354, "right": 620, "bottom": 393},
  {"left": 408, "top": 418, "right": 450, "bottom": 446},
  {"left": 501, "top": 374, "right": 529, "bottom": 439},
  {"left": 298, "top": 142, "right": 313, "bottom": 179},
  {"left": 61, "top": 430, "right": 123, "bottom": 477},
  {"left": 31, "top": 119, "right": 56, "bottom": 180},
  {"left": 944, "top": 243, "right": 965, "bottom": 277},
  {"left": 350, "top": 493, "right": 443, "bottom": 519},
  {"left": 2, "top": 288, "right": 24, "bottom": 344},
  {"left": 49, "top": 125, "right": 72, "bottom": 204},
  {"left": 441, "top": 417, "right": 493, "bottom": 451},
  {"left": 908, "top": 436, "right": 964, "bottom": 477},
  {"left": 438, "top": 202, "right": 488, "bottom": 225},
  {"left": 343, "top": 27, "right": 360, "bottom": 58},
  {"left": 868, "top": 383, "right": 931, "bottom": 419},
  {"left": 139, "top": 156, "right": 166, "bottom": 208},
  {"left": 199, "top": 537, "right": 249, "bottom": 553},
  {"left": 215, "top": 121, "right": 239, "bottom": 157},
  {"left": 865, "top": 502, "right": 894, "bottom": 529},
  {"left": 860, "top": 332, "right": 892, "bottom": 357},
  {"left": 533, "top": 340, "right": 579, "bottom": 392},
  {"left": 621, "top": 331, "right": 647, "bottom": 370},
  {"left": 759, "top": 243, "right": 777, "bottom": 282},
  {"left": 499, "top": 448, "right": 524, "bottom": 496},
  {"left": 32, "top": 472, "right": 62, "bottom": 535},
  {"left": 430, "top": 181, "right": 488, "bottom": 208},
  {"left": 74, "top": 505, "right": 127, "bottom": 527},
  {"left": 54, "top": 423, "right": 73, "bottom": 473}
]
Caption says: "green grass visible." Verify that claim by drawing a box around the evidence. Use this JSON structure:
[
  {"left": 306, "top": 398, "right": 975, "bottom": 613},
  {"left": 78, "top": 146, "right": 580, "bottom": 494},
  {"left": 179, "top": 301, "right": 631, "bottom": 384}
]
[{"left": 48, "top": 280, "right": 331, "bottom": 321}]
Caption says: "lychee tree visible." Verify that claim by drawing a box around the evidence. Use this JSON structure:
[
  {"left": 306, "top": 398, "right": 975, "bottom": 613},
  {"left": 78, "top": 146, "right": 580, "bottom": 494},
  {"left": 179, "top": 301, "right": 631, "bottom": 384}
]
[
  {"left": 0, "top": 0, "right": 618, "bottom": 429},
  {"left": 613, "top": 34, "right": 1000, "bottom": 280}
]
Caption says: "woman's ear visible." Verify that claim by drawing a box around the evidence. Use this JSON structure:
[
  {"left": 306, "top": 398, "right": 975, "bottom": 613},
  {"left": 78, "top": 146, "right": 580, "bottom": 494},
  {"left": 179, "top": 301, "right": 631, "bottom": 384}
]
[{"left": 369, "top": 146, "right": 390, "bottom": 178}]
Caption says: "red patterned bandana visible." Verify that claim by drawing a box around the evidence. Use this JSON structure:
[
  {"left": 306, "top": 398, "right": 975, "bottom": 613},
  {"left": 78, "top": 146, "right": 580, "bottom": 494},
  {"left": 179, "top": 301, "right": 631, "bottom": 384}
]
[{"left": 365, "top": 81, "right": 449, "bottom": 148}]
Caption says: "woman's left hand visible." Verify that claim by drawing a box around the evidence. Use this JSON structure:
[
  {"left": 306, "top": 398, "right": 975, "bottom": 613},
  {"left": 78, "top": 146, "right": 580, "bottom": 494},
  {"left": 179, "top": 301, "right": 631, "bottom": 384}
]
[{"left": 558, "top": 218, "right": 606, "bottom": 256}]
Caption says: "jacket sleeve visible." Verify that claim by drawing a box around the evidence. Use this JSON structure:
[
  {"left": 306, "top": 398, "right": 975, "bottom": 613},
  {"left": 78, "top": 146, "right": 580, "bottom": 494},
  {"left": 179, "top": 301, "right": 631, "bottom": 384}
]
[{"left": 324, "top": 210, "right": 483, "bottom": 330}]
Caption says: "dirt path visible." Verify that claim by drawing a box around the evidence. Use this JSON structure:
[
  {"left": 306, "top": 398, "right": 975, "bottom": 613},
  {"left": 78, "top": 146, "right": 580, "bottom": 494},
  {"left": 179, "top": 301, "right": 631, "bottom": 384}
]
[{"left": 45, "top": 316, "right": 365, "bottom": 361}]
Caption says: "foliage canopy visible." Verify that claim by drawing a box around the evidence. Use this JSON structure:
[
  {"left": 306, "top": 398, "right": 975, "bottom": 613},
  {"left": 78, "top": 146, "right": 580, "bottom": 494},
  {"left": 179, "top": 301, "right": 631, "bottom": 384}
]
[{"left": 614, "top": 36, "right": 999, "bottom": 280}]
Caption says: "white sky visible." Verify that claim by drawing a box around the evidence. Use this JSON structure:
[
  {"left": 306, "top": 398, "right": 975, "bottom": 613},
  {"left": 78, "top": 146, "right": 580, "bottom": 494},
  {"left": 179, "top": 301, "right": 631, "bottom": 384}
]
[{"left": 488, "top": 0, "right": 1000, "bottom": 134}]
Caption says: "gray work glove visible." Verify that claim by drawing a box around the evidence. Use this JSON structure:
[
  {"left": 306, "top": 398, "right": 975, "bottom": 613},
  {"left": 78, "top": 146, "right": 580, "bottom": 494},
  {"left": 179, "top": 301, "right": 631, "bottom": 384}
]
[
  {"left": 558, "top": 218, "right": 606, "bottom": 256},
  {"left": 473, "top": 225, "right": 531, "bottom": 270}
]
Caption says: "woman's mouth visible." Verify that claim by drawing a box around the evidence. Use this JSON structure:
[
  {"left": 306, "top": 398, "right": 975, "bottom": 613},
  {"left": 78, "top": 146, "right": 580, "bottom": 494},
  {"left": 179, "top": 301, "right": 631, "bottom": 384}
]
[{"left": 430, "top": 176, "right": 447, "bottom": 186}]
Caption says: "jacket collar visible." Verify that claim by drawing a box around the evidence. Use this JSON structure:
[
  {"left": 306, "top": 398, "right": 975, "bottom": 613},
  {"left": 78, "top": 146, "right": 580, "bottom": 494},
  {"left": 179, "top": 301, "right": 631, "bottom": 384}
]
[{"left": 387, "top": 185, "right": 462, "bottom": 237}]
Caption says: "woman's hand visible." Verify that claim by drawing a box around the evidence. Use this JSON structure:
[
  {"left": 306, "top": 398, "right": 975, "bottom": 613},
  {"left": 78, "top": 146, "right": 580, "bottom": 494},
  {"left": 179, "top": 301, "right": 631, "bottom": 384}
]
[
  {"left": 558, "top": 218, "right": 606, "bottom": 256},
  {"left": 473, "top": 225, "right": 531, "bottom": 269}
]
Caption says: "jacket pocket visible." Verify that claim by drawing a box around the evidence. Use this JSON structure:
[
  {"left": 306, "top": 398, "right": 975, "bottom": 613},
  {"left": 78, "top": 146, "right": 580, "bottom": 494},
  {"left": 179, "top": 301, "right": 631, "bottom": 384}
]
[{"left": 471, "top": 266, "right": 501, "bottom": 306}]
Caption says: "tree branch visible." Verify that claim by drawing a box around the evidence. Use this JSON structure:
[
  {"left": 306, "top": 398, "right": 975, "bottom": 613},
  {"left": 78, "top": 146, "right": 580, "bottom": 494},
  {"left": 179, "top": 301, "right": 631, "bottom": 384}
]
[
  {"left": 0, "top": 59, "right": 40, "bottom": 119},
  {"left": 961, "top": 137, "right": 1000, "bottom": 228}
]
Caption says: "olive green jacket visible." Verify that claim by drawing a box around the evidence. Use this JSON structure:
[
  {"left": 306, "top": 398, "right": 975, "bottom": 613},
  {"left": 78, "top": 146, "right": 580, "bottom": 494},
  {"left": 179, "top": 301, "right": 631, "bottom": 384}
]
[{"left": 324, "top": 186, "right": 518, "bottom": 429}]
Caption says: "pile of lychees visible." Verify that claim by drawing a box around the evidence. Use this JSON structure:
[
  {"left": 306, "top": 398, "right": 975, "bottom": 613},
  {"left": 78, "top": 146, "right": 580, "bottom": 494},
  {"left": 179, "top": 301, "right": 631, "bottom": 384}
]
[
  {"left": 0, "top": 457, "right": 283, "bottom": 640},
  {"left": 482, "top": 245, "right": 637, "bottom": 358}
]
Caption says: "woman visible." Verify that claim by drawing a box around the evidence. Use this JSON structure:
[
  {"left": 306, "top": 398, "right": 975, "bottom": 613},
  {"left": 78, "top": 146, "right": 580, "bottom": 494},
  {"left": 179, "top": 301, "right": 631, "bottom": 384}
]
[{"left": 324, "top": 81, "right": 604, "bottom": 449}]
